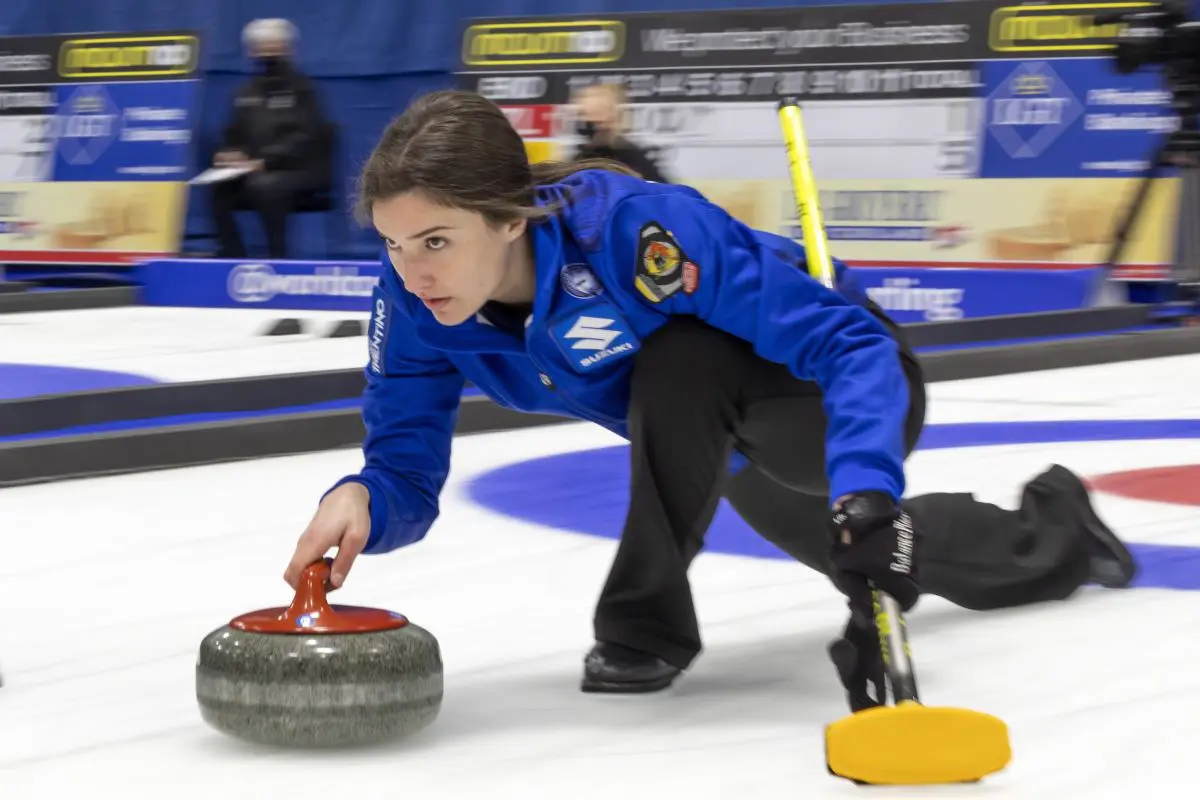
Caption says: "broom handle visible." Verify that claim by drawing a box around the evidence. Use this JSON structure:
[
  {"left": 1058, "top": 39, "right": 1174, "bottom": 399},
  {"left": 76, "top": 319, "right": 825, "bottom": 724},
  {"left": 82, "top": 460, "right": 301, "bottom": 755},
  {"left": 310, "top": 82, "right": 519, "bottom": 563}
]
[{"left": 777, "top": 97, "right": 920, "bottom": 705}]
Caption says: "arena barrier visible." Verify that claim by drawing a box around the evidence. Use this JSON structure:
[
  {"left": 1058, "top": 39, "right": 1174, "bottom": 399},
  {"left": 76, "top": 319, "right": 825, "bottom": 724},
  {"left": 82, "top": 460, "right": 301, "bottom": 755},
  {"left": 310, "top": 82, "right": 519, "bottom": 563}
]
[
  {"left": 132, "top": 256, "right": 1112, "bottom": 320},
  {"left": 0, "top": 254, "right": 1197, "bottom": 485}
]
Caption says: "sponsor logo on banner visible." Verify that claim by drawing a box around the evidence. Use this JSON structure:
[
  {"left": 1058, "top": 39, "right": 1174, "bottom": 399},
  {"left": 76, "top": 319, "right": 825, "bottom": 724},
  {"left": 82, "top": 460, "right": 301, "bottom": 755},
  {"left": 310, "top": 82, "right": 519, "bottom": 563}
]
[
  {"left": 987, "top": 61, "right": 1083, "bottom": 159},
  {"left": 463, "top": 21, "right": 625, "bottom": 66},
  {"left": 0, "top": 54, "right": 52, "bottom": 73},
  {"left": 562, "top": 67, "right": 980, "bottom": 104},
  {"left": 478, "top": 75, "right": 549, "bottom": 101},
  {"left": 227, "top": 263, "right": 379, "bottom": 304},
  {"left": 57, "top": 85, "right": 119, "bottom": 166},
  {"left": 0, "top": 38, "right": 57, "bottom": 85},
  {"left": 638, "top": 21, "right": 971, "bottom": 56},
  {"left": 58, "top": 35, "right": 199, "bottom": 78},
  {"left": 0, "top": 88, "right": 54, "bottom": 113},
  {"left": 866, "top": 277, "right": 965, "bottom": 322},
  {"left": 988, "top": 2, "right": 1152, "bottom": 53},
  {"left": 500, "top": 105, "right": 554, "bottom": 138},
  {"left": 819, "top": 189, "right": 969, "bottom": 247},
  {"left": 853, "top": 267, "right": 1102, "bottom": 321},
  {"left": 618, "top": 4, "right": 991, "bottom": 68}
]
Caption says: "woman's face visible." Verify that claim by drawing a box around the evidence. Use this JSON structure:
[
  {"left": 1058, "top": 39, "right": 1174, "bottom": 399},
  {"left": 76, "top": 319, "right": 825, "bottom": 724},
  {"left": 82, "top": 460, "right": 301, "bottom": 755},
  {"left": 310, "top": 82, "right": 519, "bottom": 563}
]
[{"left": 372, "top": 191, "right": 526, "bottom": 326}]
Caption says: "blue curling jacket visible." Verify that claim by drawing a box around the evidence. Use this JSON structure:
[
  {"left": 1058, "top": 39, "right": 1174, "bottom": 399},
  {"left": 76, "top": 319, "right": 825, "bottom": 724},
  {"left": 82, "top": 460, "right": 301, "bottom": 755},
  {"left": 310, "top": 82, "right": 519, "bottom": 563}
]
[{"left": 331, "top": 169, "right": 912, "bottom": 555}]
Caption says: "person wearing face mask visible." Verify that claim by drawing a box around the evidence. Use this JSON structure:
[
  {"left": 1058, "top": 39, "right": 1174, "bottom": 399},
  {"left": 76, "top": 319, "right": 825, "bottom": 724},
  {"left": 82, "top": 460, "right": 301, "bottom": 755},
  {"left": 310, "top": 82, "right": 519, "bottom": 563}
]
[
  {"left": 571, "top": 83, "right": 670, "bottom": 185},
  {"left": 208, "top": 18, "right": 332, "bottom": 259}
]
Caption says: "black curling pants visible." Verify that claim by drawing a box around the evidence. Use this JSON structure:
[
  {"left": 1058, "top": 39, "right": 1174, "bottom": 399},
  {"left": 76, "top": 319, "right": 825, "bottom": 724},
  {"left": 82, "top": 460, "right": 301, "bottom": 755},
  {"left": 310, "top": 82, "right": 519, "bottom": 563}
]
[{"left": 592, "top": 316, "right": 1095, "bottom": 671}]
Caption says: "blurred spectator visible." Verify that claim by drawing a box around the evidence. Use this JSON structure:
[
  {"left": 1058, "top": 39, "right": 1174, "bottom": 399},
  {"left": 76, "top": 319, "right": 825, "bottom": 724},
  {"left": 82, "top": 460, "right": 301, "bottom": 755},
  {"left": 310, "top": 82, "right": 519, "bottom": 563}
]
[
  {"left": 209, "top": 18, "right": 332, "bottom": 259},
  {"left": 572, "top": 83, "right": 671, "bottom": 184}
]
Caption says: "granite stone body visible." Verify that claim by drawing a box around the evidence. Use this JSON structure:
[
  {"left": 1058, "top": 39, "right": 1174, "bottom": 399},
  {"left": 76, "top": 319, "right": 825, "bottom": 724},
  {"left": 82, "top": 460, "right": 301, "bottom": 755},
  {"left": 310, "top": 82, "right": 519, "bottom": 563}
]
[{"left": 196, "top": 620, "right": 443, "bottom": 747}]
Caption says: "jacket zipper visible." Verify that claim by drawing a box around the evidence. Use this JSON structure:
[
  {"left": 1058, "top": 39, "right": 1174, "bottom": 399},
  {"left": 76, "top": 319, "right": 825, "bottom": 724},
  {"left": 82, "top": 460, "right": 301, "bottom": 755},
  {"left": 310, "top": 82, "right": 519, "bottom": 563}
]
[{"left": 528, "top": 352, "right": 624, "bottom": 429}]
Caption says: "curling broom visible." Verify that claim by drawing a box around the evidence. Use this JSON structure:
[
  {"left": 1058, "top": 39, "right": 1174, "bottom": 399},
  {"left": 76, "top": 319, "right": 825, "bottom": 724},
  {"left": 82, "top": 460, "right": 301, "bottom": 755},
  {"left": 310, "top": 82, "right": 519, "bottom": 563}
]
[{"left": 776, "top": 97, "right": 1012, "bottom": 786}]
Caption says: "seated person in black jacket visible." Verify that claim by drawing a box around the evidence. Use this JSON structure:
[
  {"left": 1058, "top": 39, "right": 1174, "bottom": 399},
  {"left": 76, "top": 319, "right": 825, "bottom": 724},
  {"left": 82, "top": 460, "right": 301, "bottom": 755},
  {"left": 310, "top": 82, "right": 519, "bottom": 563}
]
[
  {"left": 210, "top": 18, "right": 331, "bottom": 259},
  {"left": 571, "top": 83, "right": 671, "bottom": 184}
]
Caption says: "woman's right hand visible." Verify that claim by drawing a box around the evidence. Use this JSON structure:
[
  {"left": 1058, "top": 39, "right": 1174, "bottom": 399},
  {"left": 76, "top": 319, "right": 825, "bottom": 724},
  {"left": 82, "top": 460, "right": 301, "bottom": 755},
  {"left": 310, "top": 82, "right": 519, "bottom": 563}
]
[{"left": 284, "top": 482, "right": 372, "bottom": 591}]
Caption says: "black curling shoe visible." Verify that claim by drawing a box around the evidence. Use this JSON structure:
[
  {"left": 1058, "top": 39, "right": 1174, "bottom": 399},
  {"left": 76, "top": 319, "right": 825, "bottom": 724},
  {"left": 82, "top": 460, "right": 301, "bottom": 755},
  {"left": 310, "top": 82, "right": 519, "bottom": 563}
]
[
  {"left": 581, "top": 642, "right": 681, "bottom": 694},
  {"left": 1050, "top": 464, "right": 1138, "bottom": 588}
]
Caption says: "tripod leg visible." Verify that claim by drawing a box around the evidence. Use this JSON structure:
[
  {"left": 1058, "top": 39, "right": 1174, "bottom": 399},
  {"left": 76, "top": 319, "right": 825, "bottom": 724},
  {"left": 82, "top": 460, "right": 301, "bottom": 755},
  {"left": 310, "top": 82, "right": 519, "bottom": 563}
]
[{"left": 1105, "top": 144, "right": 1170, "bottom": 269}]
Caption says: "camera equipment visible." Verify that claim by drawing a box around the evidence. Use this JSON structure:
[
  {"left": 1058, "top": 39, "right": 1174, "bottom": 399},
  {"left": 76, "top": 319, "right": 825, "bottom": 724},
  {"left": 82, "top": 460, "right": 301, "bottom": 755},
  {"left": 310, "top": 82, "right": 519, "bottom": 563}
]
[{"left": 1099, "top": 0, "right": 1200, "bottom": 275}]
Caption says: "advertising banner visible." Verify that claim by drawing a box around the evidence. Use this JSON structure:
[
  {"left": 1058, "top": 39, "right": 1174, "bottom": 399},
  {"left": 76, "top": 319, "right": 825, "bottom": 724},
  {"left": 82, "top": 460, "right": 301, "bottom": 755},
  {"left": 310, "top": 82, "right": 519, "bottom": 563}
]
[
  {"left": 135, "top": 255, "right": 1101, "bottom": 324},
  {"left": 138, "top": 259, "right": 383, "bottom": 311},
  {"left": 853, "top": 266, "right": 1106, "bottom": 324},
  {"left": 0, "top": 181, "right": 186, "bottom": 254},
  {"left": 678, "top": 175, "right": 1177, "bottom": 268},
  {"left": 459, "top": 1, "right": 1180, "bottom": 284},
  {"left": 0, "top": 32, "right": 202, "bottom": 265}
]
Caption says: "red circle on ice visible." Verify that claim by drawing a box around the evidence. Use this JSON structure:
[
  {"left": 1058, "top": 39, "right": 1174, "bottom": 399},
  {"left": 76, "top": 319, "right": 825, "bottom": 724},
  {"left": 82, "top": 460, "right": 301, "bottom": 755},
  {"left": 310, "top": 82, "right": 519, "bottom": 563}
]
[{"left": 1087, "top": 465, "right": 1200, "bottom": 507}]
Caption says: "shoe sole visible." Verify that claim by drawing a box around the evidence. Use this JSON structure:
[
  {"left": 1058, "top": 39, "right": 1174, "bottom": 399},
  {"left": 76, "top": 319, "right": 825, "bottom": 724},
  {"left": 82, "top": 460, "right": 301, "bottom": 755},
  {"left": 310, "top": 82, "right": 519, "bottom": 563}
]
[{"left": 580, "top": 672, "right": 679, "bottom": 694}]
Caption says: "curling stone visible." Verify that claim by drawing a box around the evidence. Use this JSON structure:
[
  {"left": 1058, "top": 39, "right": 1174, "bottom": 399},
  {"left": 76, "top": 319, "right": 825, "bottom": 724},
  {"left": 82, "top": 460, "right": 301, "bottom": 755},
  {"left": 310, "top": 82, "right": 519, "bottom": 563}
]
[{"left": 195, "top": 560, "right": 442, "bottom": 747}]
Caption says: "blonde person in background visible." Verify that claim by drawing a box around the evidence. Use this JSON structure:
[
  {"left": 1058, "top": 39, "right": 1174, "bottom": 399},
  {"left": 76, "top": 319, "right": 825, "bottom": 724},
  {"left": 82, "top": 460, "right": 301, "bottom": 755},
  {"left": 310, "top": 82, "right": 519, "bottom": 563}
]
[{"left": 572, "top": 83, "right": 671, "bottom": 184}]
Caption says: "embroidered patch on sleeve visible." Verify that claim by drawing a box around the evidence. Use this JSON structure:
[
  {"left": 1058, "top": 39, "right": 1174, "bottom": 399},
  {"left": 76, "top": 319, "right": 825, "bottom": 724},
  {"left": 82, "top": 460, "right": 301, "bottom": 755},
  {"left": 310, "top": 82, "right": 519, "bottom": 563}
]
[{"left": 634, "top": 222, "right": 697, "bottom": 304}]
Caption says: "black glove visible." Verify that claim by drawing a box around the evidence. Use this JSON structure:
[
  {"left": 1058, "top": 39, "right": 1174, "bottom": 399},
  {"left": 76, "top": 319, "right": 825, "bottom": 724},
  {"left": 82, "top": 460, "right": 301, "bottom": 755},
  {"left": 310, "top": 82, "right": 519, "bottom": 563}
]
[
  {"left": 827, "top": 492, "right": 920, "bottom": 612},
  {"left": 828, "top": 602, "right": 887, "bottom": 712}
]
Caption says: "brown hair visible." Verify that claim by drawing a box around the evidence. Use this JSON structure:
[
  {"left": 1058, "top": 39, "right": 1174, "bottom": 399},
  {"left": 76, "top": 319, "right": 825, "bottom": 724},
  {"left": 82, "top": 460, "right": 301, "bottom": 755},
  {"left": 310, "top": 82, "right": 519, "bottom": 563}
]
[{"left": 354, "top": 89, "right": 640, "bottom": 227}]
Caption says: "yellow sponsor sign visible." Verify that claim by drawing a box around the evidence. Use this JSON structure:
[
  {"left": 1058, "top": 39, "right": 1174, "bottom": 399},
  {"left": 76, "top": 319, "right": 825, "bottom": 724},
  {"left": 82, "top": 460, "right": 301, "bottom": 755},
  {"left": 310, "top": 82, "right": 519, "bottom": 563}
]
[
  {"left": 59, "top": 35, "right": 199, "bottom": 78},
  {"left": 462, "top": 21, "right": 624, "bottom": 66},
  {"left": 0, "top": 181, "right": 187, "bottom": 255},
  {"left": 989, "top": 2, "right": 1153, "bottom": 52},
  {"left": 683, "top": 177, "right": 1179, "bottom": 268}
]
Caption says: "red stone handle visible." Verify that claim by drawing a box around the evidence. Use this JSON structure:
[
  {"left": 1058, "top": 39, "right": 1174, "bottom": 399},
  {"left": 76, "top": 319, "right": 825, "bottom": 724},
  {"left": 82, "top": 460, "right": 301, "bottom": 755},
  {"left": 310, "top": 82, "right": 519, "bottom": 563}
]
[
  {"left": 282, "top": 559, "right": 337, "bottom": 625},
  {"left": 228, "top": 558, "right": 409, "bottom": 634}
]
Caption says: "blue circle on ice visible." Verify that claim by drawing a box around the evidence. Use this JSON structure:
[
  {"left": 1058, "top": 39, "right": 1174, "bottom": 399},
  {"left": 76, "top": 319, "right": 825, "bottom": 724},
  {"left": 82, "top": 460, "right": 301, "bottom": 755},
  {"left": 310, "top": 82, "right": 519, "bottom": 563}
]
[
  {"left": 467, "top": 419, "right": 1200, "bottom": 591},
  {"left": 0, "top": 363, "right": 158, "bottom": 399}
]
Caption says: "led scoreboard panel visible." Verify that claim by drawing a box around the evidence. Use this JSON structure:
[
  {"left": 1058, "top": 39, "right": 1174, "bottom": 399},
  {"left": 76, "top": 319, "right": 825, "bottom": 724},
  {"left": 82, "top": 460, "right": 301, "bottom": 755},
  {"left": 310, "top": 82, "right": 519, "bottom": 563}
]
[
  {"left": 459, "top": 2, "right": 1182, "bottom": 279},
  {"left": 0, "top": 32, "right": 201, "bottom": 265}
]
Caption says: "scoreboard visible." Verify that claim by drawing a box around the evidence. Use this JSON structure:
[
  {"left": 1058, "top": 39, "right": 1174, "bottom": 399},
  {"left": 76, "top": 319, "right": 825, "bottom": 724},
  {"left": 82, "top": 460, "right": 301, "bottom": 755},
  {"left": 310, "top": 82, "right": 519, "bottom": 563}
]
[
  {"left": 458, "top": 1, "right": 1182, "bottom": 280},
  {"left": 0, "top": 32, "right": 201, "bottom": 265}
]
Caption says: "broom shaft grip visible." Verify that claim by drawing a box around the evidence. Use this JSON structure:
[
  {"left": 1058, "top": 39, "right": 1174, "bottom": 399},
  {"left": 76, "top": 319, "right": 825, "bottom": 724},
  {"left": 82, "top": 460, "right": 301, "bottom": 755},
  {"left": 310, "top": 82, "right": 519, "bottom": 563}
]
[{"left": 877, "top": 591, "right": 919, "bottom": 703}]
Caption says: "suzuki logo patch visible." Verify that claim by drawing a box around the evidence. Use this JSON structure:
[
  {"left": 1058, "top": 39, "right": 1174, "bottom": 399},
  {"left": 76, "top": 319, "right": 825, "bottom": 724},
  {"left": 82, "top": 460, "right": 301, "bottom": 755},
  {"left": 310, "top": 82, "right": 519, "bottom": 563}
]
[
  {"left": 551, "top": 304, "right": 640, "bottom": 372},
  {"left": 564, "top": 316, "right": 621, "bottom": 350}
]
